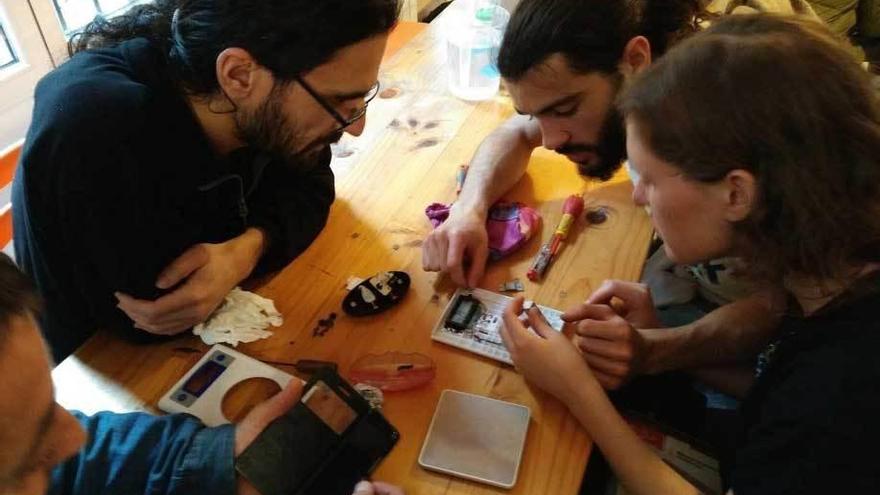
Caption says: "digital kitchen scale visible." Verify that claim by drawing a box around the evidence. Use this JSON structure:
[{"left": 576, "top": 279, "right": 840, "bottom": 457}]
[{"left": 158, "top": 344, "right": 297, "bottom": 426}]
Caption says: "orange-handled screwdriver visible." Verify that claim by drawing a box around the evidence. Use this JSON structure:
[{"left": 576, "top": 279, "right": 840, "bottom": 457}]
[{"left": 527, "top": 195, "right": 584, "bottom": 281}]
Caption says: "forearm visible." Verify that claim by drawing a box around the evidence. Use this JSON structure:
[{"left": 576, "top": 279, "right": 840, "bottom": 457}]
[
  {"left": 455, "top": 115, "right": 539, "bottom": 215},
  {"left": 52, "top": 411, "right": 237, "bottom": 495},
  {"left": 229, "top": 227, "right": 268, "bottom": 280},
  {"left": 642, "top": 291, "right": 784, "bottom": 374},
  {"left": 566, "top": 380, "right": 699, "bottom": 495},
  {"left": 689, "top": 364, "right": 756, "bottom": 399}
]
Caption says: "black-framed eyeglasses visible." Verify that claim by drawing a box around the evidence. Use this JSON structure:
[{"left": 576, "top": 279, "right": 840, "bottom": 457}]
[{"left": 294, "top": 76, "right": 380, "bottom": 131}]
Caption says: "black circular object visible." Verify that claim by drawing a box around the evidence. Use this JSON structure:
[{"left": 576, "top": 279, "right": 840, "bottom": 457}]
[{"left": 342, "top": 271, "right": 411, "bottom": 317}]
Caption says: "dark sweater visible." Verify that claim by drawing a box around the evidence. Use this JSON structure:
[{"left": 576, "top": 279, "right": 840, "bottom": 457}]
[
  {"left": 733, "top": 274, "right": 880, "bottom": 493},
  {"left": 13, "top": 38, "right": 335, "bottom": 361}
]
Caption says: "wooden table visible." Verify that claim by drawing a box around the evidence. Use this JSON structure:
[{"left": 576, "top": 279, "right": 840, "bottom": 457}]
[{"left": 53, "top": 5, "right": 653, "bottom": 494}]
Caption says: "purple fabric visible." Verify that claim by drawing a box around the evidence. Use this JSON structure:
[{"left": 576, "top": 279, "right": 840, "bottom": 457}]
[
  {"left": 425, "top": 201, "right": 541, "bottom": 260},
  {"left": 425, "top": 203, "right": 451, "bottom": 228}
]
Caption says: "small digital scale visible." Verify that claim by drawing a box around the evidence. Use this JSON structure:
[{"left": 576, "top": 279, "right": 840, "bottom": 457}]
[
  {"left": 419, "top": 390, "right": 531, "bottom": 488},
  {"left": 159, "top": 344, "right": 297, "bottom": 427},
  {"left": 431, "top": 288, "right": 565, "bottom": 365}
]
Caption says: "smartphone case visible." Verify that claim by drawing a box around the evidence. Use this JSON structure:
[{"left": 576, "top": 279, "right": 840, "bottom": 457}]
[{"left": 235, "top": 368, "right": 400, "bottom": 495}]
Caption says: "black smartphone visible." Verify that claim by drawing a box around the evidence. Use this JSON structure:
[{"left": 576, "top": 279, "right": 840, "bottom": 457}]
[{"left": 235, "top": 368, "right": 400, "bottom": 495}]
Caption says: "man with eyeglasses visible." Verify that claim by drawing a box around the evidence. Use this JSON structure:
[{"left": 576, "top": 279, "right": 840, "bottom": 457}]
[{"left": 12, "top": 0, "right": 399, "bottom": 361}]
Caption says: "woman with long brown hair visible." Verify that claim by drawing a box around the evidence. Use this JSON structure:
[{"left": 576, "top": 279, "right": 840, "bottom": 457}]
[{"left": 502, "top": 14, "right": 880, "bottom": 494}]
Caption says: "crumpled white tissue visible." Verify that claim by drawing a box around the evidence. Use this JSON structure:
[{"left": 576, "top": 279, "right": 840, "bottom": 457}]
[{"left": 193, "top": 287, "right": 283, "bottom": 346}]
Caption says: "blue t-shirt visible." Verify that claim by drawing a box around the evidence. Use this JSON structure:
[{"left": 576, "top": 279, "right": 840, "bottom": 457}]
[{"left": 51, "top": 411, "right": 236, "bottom": 495}]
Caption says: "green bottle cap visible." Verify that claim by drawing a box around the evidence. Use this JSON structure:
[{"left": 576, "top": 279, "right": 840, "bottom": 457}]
[{"left": 475, "top": 7, "right": 494, "bottom": 22}]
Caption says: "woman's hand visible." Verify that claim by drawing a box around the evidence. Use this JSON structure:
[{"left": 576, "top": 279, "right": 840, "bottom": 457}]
[{"left": 500, "top": 296, "right": 597, "bottom": 402}]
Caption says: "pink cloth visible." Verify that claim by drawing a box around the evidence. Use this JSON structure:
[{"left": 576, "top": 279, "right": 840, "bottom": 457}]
[{"left": 425, "top": 201, "right": 541, "bottom": 260}]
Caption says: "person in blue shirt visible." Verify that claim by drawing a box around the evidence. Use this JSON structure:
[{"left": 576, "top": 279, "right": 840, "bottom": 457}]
[{"left": 0, "top": 253, "right": 403, "bottom": 495}]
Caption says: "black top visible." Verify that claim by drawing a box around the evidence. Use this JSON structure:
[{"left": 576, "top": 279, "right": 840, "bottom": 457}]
[
  {"left": 733, "top": 274, "right": 880, "bottom": 493},
  {"left": 13, "top": 38, "right": 335, "bottom": 361}
]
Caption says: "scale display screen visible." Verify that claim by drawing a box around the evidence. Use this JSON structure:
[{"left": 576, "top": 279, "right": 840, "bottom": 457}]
[{"left": 183, "top": 360, "right": 227, "bottom": 397}]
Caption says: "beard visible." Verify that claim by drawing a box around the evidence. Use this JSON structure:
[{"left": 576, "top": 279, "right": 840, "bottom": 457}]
[
  {"left": 234, "top": 83, "right": 343, "bottom": 167},
  {"left": 555, "top": 104, "right": 627, "bottom": 182},
  {"left": 555, "top": 73, "right": 627, "bottom": 182}
]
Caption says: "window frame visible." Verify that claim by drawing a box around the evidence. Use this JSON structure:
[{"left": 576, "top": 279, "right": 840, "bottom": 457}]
[
  {"left": 0, "top": 0, "right": 143, "bottom": 149},
  {"left": 0, "top": 0, "right": 57, "bottom": 149}
]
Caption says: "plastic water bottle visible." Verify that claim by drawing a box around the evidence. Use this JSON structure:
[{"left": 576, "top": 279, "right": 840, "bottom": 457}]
[{"left": 445, "top": 2, "right": 510, "bottom": 101}]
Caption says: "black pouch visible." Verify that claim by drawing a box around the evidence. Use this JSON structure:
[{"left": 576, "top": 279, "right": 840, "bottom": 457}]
[{"left": 235, "top": 368, "right": 400, "bottom": 495}]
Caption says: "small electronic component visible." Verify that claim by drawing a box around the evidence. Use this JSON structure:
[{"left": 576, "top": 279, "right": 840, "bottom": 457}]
[
  {"left": 446, "top": 293, "right": 480, "bottom": 331},
  {"left": 311, "top": 313, "right": 337, "bottom": 337},
  {"left": 473, "top": 313, "right": 503, "bottom": 345},
  {"left": 498, "top": 278, "right": 525, "bottom": 292},
  {"left": 353, "top": 383, "right": 385, "bottom": 409}
]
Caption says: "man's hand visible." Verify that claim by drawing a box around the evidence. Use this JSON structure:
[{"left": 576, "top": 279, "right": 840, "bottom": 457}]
[
  {"left": 585, "top": 280, "right": 661, "bottom": 329},
  {"left": 233, "top": 381, "right": 406, "bottom": 495},
  {"left": 561, "top": 280, "right": 661, "bottom": 389},
  {"left": 234, "top": 379, "right": 303, "bottom": 456},
  {"left": 115, "top": 228, "right": 266, "bottom": 335},
  {"left": 422, "top": 205, "right": 489, "bottom": 288},
  {"left": 563, "top": 303, "right": 651, "bottom": 390},
  {"left": 352, "top": 480, "right": 406, "bottom": 495},
  {"left": 235, "top": 380, "right": 304, "bottom": 495}
]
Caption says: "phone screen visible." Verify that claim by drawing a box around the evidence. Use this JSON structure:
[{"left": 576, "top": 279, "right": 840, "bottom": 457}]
[{"left": 303, "top": 380, "right": 357, "bottom": 435}]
